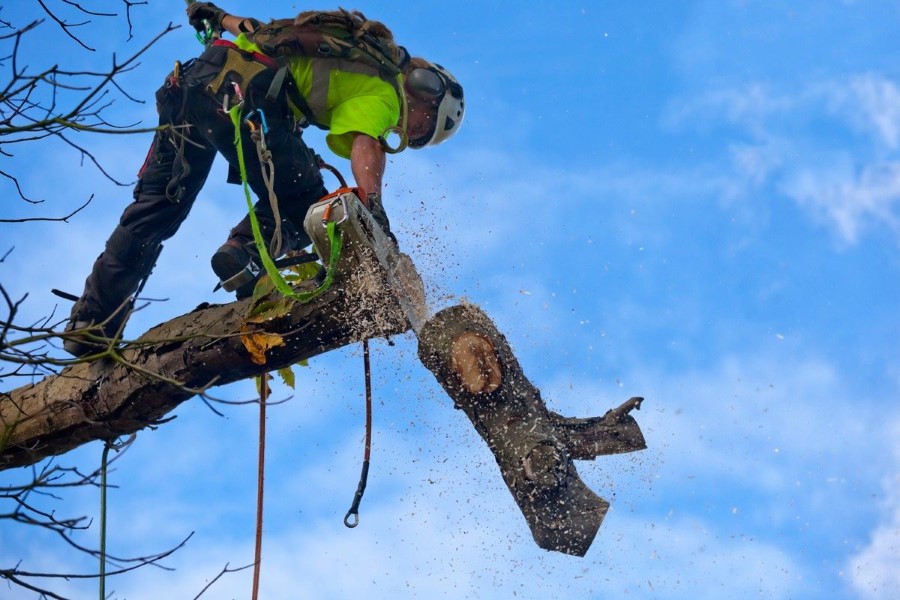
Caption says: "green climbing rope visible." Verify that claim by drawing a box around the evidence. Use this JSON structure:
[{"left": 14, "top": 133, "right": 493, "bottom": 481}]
[
  {"left": 229, "top": 105, "right": 343, "bottom": 303},
  {"left": 99, "top": 441, "right": 111, "bottom": 600}
]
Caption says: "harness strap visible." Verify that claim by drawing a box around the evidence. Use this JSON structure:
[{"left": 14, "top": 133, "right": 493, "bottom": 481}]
[
  {"left": 212, "top": 38, "right": 277, "bottom": 68},
  {"left": 205, "top": 40, "right": 274, "bottom": 101},
  {"left": 267, "top": 62, "right": 325, "bottom": 130},
  {"left": 264, "top": 63, "right": 289, "bottom": 104},
  {"left": 308, "top": 60, "right": 331, "bottom": 118}
]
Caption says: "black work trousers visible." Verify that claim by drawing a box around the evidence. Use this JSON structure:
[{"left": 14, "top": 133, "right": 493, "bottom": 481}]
[{"left": 72, "top": 47, "right": 328, "bottom": 327}]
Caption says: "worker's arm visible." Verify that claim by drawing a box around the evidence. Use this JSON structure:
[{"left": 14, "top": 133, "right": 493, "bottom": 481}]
[
  {"left": 350, "top": 133, "right": 395, "bottom": 238},
  {"left": 350, "top": 133, "right": 386, "bottom": 200},
  {"left": 186, "top": 3, "right": 259, "bottom": 37},
  {"left": 220, "top": 14, "right": 260, "bottom": 36}
]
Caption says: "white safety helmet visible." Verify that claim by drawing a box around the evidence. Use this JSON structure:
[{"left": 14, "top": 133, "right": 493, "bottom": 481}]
[{"left": 404, "top": 59, "right": 465, "bottom": 148}]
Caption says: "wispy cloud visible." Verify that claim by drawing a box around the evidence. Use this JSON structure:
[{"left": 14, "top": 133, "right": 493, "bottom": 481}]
[
  {"left": 835, "top": 74, "right": 900, "bottom": 150},
  {"left": 782, "top": 160, "right": 900, "bottom": 244},
  {"left": 848, "top": 417, "right": 900, "bottom": 600},
  {"left": 664, "top": 74, "right": 900, "bottom": 245}
]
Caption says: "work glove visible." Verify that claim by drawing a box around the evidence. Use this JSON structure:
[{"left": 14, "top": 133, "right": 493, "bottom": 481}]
[
  {"left": 366, "top": 192, "right": 398, "bottom": 246},
  {"left": 186, "top": 2, "right": 227, "bottom": 33}
]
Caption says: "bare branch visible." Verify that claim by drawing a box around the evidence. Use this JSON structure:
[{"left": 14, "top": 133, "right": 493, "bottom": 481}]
[
  {"left": 60, "top": 1, "right": 116, "bottom": 18},
  {"left": 193, "top": 562, "right": 255, "bottom": 600},
  {"left": 36, "top": 0, "right": 96, "bottom": 51},
  {"left": 0, "top": 171, "right": 41, "bottom": 204},
  {"left": 1, "top": 19, "right": 178, "bottom": 201},
  {"left": 0, "top": 195, "right": 92, "bottom": 223}
]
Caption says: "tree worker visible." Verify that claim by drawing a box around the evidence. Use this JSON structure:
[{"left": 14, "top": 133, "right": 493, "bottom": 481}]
[{"left": 62, "top": 3, "right": 465, "bottom": 357}]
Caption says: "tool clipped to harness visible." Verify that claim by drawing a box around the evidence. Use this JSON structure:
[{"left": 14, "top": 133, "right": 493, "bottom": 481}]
[
  {"left": 231, "top": 81, "right": 244, "bottom": 104},
  {"left": 245, "top": 108, "right": 270, "bottom": 135},
  {"left": 244, "top": 108, "right": 270, "bottom": 152}
]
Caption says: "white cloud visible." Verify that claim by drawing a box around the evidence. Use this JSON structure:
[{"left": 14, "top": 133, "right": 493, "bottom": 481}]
[
  {"left": 848, "top": 417, "right": 900, "bottom": 600},
  {"left": 99, "top": 424, "right": 815, "bottom": 600},
  {"left": 664, "top": 74, "right": 900, "bottom": 245},
  {"left": 781, "top": 160, "right": 900, "bottom": 244},
  {"left": 836, "top": 74, "right": 900, "bottom": 150}
]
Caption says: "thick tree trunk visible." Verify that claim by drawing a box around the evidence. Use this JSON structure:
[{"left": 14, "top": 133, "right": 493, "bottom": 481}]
[
  {"left": 418, "top": 304, "right": 645, "bottom": 557},
  {"left": 1, "top": 257, "right": 410, "bottom": 470}
]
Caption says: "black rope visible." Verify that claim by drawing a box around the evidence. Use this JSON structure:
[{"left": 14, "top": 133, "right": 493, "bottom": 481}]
[{"left": 344, "top": 339, "right": 372, "bottom": 528}]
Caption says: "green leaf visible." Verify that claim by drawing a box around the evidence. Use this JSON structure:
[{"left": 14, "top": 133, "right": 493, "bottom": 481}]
[
  {"left": 251, "top": 274, "right": 276, "bottom": 304},
  {"left": 247, "top": 296, "right": 295, "bottom": 322},
  {"left": 255, "top": 373, "right": 273, "bottom": 394},
  {"left": 291, "top": 261, "right": 322, "bottom": 282},
  {"left": 276, "top": 366, "right": 296, "bottom": 389}
]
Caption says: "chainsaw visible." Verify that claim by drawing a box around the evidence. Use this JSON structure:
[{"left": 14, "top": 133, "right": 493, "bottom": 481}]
[{"left": 303, "top": 188, "right": 430, "bottom": 333}]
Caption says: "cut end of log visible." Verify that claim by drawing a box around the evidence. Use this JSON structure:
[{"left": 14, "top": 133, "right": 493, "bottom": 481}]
[
  {"left": 450, "top": 332, "right": 502, "bottom": 394},
  {"left": 528, "top": 478, "right": 610, "bottom": 557}
]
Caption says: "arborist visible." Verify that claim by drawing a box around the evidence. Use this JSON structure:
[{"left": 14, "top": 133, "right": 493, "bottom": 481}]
[{"left": 62, "top": 3, "right": 464, "bottom": 357}]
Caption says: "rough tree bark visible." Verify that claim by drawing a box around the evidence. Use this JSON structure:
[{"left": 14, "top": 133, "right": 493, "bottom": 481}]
[
  {"left": 0, "top": 263, "right": 410, "bottom": 470},
  {"left": 418, "top": 304, "right": 645, "bottom": 556}
]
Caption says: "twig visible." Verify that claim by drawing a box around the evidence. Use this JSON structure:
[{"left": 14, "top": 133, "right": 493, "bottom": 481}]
[
  {"left": 0, "top": 196, "right": 92, "bottom": 223},
  {"left": 193, "top": 563, "right": 255, "bottom": 600}
]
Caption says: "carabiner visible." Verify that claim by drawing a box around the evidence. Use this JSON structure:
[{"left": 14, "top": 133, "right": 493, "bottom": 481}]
[
  {"left": 321, "top": 194, "right": 350, "bottom": 229},
  {"left": 231, "top": 81, "right": 244, "bottom": 103},
  {"left": 256, "top": 108, "right": 270, "bottom": 136}
]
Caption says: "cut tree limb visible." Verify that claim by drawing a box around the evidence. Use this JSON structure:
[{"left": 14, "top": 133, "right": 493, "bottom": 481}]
[{"left": 418, "top": 304, "right": 646, "bottom": 557}]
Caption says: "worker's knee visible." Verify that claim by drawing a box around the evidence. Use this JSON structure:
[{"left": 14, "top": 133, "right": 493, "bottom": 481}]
[{"left": 106, "top": 225, "right": 158, "bottom": 268}]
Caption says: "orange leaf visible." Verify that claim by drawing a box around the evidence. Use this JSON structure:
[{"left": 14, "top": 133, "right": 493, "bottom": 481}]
[{"left": 240, "top": 324, "right": 285, "bottom": 365}]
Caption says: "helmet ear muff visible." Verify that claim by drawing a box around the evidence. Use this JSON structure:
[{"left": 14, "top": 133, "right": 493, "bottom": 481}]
[{"left": 406, "top": 68, "right": 446, "bottom": 99}]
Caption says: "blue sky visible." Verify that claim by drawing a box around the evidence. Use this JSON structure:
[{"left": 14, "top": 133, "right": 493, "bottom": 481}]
[{"left": 2, "top": 1, "right": 899, "bottom": 599}]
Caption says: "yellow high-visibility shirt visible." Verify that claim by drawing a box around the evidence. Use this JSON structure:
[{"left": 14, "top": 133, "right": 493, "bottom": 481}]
[{"left": 234, "top": 34, "right": 400, "bottom": 159}]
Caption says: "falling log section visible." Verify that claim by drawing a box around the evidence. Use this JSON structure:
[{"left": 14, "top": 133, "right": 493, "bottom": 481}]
[{"left": 418, "top": 304, "right": 646, "bottom": 557}]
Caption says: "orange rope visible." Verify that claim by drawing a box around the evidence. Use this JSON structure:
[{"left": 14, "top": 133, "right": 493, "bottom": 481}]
[{"left": 251, "top": 375, "right": 268, "bottom": 600}]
